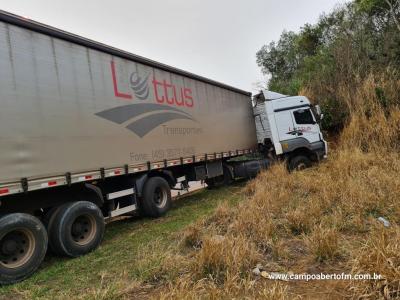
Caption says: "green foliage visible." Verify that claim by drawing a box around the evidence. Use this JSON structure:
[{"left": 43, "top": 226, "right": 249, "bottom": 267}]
[
  {"left": 256, "top": 31, "right": 299, "bottom": 82},
  {"left": 256, "top": 0, "right": 400, "bottom": 132},
  {"left": 356, "top": 0, "right": 398, "bottom": 16}
]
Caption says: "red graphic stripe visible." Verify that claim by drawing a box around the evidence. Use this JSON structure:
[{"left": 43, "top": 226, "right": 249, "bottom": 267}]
[
  {"left": 0, "top": 188, "right": 9, "bottom": 195},
  {"left": 110, "top": 61, "right": 133, "bottom": 100}
]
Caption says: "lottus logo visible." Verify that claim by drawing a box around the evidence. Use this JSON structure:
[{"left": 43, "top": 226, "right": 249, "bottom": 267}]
[
  {"left": 152, "top": 78, "right": 193, "bottom": 107},
  {"left": 110, "top": 61, "right": 194, "bottom": 108},
  {"left": 95, "top": 61, "right": 197, "bottom": 138}
]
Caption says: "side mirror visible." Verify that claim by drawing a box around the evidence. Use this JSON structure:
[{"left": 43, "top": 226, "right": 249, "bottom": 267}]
[
  {"left": 314, "top": 105, "right": 322, "bottom": 117},
  {"left": 312, "top": 105, "right": 323, "bottom": 122}
]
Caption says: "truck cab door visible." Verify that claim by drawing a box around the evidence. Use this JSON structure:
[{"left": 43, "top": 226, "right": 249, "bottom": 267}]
[
  {"left": 291, "top": 108, "right": 321, "bottom": 144},
  {"left": 275, "top": 110, "right": 297, "bottom": 142}
]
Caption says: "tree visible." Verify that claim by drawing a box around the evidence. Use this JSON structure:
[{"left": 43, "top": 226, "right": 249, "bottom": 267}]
[{"left": 356, "top": 0, "right": 400, "bottom": 32}]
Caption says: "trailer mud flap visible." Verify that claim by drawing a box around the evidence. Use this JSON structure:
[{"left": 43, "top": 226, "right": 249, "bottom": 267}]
[{"left": 206, "top": 161, "right": 223, "bottom": 178}]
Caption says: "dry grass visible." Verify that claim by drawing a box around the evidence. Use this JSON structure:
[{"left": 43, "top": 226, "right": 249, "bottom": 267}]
[
  {"left": 351, "top": 225, "right": 400, "bottom": 299},
  {"left": 305, "top": 225, "right": 340, "bottom": 262},
  {"left": 155, "top": 275, "right": 290, "bottom": 300},
  {"left": 144, "top": 74, "right": 400, "bottom": 299}
]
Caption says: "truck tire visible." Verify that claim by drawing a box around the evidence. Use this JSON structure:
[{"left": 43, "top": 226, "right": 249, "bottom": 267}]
[
  {"left": 141, "top": 177, "right": 171, "bottom": 218},
  {"left": 47, "top": 201, "right": 104, "bottom": 258},
  {"left": 288, "top": 155, "right": 312, "bottom": 171},
  {"left": 0, "top": 213, "right": 48, "bottom": 285},
  {"left": 43, "top": 206, "right": 64, "bottom": 254}
]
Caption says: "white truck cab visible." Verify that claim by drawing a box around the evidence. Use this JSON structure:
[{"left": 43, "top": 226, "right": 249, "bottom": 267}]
[{"left": 253, "top": 90, "right": 327, "bottom": 170}]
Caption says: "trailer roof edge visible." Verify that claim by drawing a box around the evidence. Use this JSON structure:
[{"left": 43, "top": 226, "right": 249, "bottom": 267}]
[{"left": 0, "top": 10, "right": 251, "bottom": 97}]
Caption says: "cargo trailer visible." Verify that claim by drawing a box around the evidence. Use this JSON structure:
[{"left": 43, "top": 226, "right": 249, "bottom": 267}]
[{"left": 0, "top": 10, "right": 326, "bottom": 284}]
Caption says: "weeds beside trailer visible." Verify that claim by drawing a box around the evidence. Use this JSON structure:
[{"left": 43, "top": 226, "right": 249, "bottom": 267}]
[{"left": 0, "top": 11, "right": 257, "bottom": 284}]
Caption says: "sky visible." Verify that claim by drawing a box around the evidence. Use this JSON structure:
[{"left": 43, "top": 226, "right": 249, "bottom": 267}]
[{"left": 0, "top": 0, "right": 346, "bottom": 93}]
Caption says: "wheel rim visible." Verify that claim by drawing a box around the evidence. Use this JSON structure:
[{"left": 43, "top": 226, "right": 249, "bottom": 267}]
[
  {"left": 153, "top": 187, "right": 168, "bottom": 208},
  {"left": 296, "top": 162, "right": 307, "bottom": 171},
  {"left": 71, "top": 214, "right": 97, "bottom": 246},
  {"left": 0, "top": 228, "right": 36, "bottom": 269}
]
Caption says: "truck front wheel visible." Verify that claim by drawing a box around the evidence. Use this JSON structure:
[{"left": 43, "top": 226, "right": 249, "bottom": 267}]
[
  {"left": 0, "top": 213, "right": 48, "bottom": 285},
  {"left": 288, "top": 155, "right": 312, "bottom": 172},
  {"left": 47, "top": 201, "right": 104, "bottom": 258},
  {"left": 141, "top": 177, "right": 172, "bottom": 218}
]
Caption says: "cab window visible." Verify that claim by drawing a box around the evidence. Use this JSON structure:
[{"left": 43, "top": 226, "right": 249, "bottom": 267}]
[{"left": 293, "top": 109, "right": 315, "bottom": 124}]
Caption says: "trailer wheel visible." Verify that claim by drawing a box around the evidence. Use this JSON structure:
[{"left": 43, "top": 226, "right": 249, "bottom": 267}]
[
  {"left": 43, "top": 206, "right": 64, "bottom": 254},
  {"left": 288, "top": 155, "right": 312, "bottom": 172},
  {"left": 47, "top": 201, "right": 104, "bottom": 258},
  {"left": 141, "top": 177, "right": 171, "bottom": 218},
  {"left": 0, "top": 213, "right": 47, "bottom": 285}
]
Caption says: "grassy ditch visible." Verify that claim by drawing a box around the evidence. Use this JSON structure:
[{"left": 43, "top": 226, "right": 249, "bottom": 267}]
[{"left": 0, "top": 184, "right": 245, "bottom": 299}]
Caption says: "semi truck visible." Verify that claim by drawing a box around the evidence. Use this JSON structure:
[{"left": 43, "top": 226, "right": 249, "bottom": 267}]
[{"left": 0, "top": 10, "right": 327, "bottom": 284}]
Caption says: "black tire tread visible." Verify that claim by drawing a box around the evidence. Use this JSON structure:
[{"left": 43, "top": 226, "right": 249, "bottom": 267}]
[
  {"left": 0, "top": 213, "right": 47, "bottom": 285},
  {"left": 141, "top": 177, "right": 171, "bottom": 218},
  {"left": 47, "top": 201, "right": 104, "bottom": 258},
  {"left": 289, "top": 155, "right": 312, "bottom": 171}
]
